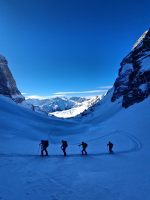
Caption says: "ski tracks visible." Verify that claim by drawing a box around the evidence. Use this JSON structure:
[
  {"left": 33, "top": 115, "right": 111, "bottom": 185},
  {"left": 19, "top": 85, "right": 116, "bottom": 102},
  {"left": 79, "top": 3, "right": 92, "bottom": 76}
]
[
  {"left": 116, "top": 130, "right": 142, "bottom": 153},
  {"left": 75, "top": 129, "right": 142, "bottom": 155},
  {"left": 0, "top": 130, "right": 142, "bottom": 159}
]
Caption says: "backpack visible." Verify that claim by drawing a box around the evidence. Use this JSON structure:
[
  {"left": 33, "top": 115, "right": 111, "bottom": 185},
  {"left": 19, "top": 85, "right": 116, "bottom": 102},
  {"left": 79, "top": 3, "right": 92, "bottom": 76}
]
[
  {"left": 83, "top": 142, "right": 88, "bottom": 148},
  {"left": 109, "top": 142, "right": 113, "bottom": 148},
  {"left": 43, "top": 140, "right": 49, "bottom": 148},
  {"left": 63, "top": 141, "right": 68, "bottom": 147}
]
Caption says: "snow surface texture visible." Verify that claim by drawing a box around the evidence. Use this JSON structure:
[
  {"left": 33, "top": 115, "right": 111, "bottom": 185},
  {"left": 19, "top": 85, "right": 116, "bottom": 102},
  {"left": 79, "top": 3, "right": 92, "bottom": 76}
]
[{"left": 0, "top": 92, "right": 150, "bottom": 200}]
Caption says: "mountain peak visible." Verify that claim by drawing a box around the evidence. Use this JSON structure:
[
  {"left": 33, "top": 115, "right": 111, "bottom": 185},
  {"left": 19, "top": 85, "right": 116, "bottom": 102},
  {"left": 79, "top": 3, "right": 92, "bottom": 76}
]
[{"left": 132, "top": 28, "right": 150, "bottom": 50}]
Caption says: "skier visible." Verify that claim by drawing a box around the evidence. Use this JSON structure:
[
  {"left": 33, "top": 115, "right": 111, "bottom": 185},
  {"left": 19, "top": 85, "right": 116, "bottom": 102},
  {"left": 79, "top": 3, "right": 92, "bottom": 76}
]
[
  {"left": 39, "top": 140, "right": 49, "bottom": 156},
  {"left": 107, "top": 141, "right": 113, "bottom": 153},
  {"left": 79, "top": 142, "right": 88, "bottom": 155},
  {"left": 61, "top": 140, "right": 68, "bottom": 156}
]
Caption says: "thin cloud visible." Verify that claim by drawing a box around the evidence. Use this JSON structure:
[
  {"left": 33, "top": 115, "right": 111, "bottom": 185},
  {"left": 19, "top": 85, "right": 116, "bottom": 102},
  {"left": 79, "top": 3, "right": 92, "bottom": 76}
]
[
  {"left": 53, "top": 89, "right": 108, "bottom": 96},
  {"left": 24, "top": 87, "right": 111, "bottom": 99},
  {"left": 25, "top": 94, "right": 64, "bottom": 100},
  {"left": 25, "top": 95, "right": 51, "bottom": 100}
]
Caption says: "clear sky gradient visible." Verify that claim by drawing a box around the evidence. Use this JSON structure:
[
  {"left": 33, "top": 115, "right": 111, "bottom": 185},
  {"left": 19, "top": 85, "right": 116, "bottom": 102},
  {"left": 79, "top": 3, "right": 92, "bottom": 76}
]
[{"left": 0, "top": 0, "right": 150, "bottom": 98}]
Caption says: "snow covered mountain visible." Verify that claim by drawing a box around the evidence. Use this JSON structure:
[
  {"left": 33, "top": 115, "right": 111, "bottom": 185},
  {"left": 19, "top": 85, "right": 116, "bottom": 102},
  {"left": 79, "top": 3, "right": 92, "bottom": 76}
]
[
  {"left": 0, "top": 55, "right": 24, "bottom": 103},
  {"left": 51, "top": 96, "right": 100, "bottom": 118},
  {"left": 21, "top": 96, "right": 100, "bottom": 117},
  {"left": 111, "top": 29, "right": 150, "bottom": 108},
  {"left": 23, "top": 97, "right": 87, "bottom": 112}
]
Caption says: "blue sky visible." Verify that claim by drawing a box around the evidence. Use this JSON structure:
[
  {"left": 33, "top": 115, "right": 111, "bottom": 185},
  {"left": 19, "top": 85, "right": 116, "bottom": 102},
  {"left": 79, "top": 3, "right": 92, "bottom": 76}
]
[{"left": 0, "top": 0, "right": 150, "bottom": 98}]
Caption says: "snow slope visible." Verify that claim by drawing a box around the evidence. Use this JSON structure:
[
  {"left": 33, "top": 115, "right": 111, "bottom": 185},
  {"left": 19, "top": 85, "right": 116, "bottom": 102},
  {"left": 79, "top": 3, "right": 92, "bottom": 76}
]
[{"left": 0, "top": 93, "right": 150, "bottom": 200}]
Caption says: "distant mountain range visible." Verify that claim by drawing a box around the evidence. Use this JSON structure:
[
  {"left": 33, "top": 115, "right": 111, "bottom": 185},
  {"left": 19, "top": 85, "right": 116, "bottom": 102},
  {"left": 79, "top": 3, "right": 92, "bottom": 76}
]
[
  {"left": 21, "top": 96, "right": 101, "bottom": 117},
  {"left": 50, "top": 96, "right": 100, "bottom": 118}
]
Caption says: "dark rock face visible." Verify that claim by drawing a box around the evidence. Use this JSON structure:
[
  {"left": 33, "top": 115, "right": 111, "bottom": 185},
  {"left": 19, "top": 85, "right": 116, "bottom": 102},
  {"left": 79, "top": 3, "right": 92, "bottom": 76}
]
[
  {"left": 111, "top": 29, "right": 150, "bottom": 108},
  {"left": 0, "top": 55, "right": 25, "bottom": 103}
]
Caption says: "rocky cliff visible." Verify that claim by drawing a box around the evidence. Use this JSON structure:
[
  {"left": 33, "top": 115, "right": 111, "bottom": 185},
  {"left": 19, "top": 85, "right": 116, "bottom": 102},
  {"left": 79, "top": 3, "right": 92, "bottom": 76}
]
[
  {"left": 111, "top": 29, "right": 150, "bottom": 108},
  {"left": 0, "top": 55, "right": 24, "bottom": 103}
]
